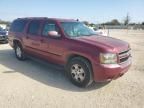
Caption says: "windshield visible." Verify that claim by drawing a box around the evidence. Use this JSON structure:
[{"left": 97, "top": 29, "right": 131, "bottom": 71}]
[
  {"left": 60, "top": 22, "right": 96, "bottom": 37},
  {"left": 0, "top": 28, "right": 5, "bottom": 32}
]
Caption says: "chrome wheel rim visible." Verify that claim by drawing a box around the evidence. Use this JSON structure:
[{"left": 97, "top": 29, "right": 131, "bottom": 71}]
[
  {"left": 71, "top": 64, "right": 85, "bottom": 82},
  {"left": 16, "top": 46, "right": 22, "bottom": 58}
]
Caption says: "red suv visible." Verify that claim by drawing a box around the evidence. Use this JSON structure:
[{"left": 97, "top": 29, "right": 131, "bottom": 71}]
[{"left": 8, "top": 17, "right": 132, "bottom": 87}]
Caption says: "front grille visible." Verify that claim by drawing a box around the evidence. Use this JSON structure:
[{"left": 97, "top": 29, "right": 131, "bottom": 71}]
[
  {"left": 119, "top": 49, "right": 131, "bottom": 63},
  {"left": 119, "top": 50, "right": 129, "bottom": 55},
  {"left": 0, "top": 36, "right": 7, "bottom": 40},
  {"left": 120, "top": 56, "right": 129, "bottom": 63}
]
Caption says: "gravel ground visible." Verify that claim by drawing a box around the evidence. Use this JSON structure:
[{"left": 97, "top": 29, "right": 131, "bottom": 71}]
[{"left": 0, "top": 30, "right": 144, "bottom": 108}]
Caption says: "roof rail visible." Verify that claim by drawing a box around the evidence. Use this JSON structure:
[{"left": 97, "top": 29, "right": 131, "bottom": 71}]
[{"left": 17, "top": 17, "right": 48, "bottom": 20}]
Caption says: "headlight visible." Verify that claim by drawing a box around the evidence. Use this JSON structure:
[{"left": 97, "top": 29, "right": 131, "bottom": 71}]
[{"left": 100, "top": 53, "right": 117, "bottom": 64}]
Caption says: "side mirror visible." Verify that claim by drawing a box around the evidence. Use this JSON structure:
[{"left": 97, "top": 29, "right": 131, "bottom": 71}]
[{"left": 48, "top": 31, "right": 61, "bottom": 38}]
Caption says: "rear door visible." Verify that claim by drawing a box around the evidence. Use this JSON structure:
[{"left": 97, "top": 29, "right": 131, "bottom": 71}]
[{"left": 24, "top": 20, "right": 42, "bottom": 55}]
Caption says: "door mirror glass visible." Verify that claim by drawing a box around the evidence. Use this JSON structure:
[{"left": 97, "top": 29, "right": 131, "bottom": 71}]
[{"left": 48, "top": 31, "right": 61, "bottom": 38}]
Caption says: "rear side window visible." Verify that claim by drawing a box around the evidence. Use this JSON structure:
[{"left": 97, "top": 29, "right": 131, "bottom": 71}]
[
  {"left": 28, "top": 21, "right": 40, "bottom": 35},
  {"left": 10, "top": 20, "right": 27, "bottom": 32}
]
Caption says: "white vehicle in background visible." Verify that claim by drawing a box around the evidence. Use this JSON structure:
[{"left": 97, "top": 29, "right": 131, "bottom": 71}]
[
  {"left": 0, "top": 28, "right": 8, "bottom": 43},
  {"left": 88, "top": 26, "right": 109, "bottom": 36},
  {"left": 95, "top": 29, "right": 109, "bottom": 36}
]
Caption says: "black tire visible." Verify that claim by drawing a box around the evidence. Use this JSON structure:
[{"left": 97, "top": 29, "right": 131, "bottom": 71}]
[
  {"left": 66, "top": 57, "right": 93, "bottom": 88},
  {"left": 14, "top": 42, "right": 26, "bottom": 61}
]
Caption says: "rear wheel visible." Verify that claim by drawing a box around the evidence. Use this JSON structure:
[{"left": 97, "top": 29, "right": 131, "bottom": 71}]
[
  {"left": 14, "top": 43, "right": 26, "bottom": 60},
  {"left": 66, "top": 57, "right": 93, "bottom": 88}
]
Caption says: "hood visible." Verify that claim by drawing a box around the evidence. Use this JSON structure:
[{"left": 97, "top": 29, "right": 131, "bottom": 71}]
[
  {"left": 0, "top": 31, "right": 6, "bottom": 36},
  {"left": 76, "top": 35, "right": 129, "bottom": 53}
]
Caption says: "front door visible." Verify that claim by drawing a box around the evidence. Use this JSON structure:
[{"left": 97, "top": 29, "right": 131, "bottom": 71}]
[{"left": 40, "top": 21, "right": 65, "bottom": 64}]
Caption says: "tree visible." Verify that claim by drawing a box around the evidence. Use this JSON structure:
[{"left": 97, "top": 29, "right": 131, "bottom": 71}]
[
  {"left": 89, "top": 23, "right": 96, "bottom": 27},
  {"left": 103, "top": 19, "right": 120, "bottom": 25},
  {"left": 124, "top": 13, "right": 131, "bottom": 25},
  {"left": 111, "top": 19, "right": 120, "bottom": 25},
  {"left": 0, "top": 21, "right": 9, "bottom": 24},
  {"left": 83, "top": 21, "right": 89, "bottom": 26},
  {"left": 142, "top": 22, "right": 144, "bottom": 25}
]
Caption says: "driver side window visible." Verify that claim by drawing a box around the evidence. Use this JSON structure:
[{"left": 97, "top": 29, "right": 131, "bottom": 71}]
[{"left": 42, "top": 22, "right": 59, "bottom": 36}]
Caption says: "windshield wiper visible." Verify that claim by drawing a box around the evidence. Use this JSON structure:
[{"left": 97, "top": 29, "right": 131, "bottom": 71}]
[{"left": 82, "top": 34, "right": 96, "bottom": 36}]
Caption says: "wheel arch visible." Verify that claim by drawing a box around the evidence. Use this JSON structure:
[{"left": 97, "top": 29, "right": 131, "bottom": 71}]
[
  {"left": 13, "top": 39, "right": 22, "bottom": 48},
  {"left": 66, "top": 54, "right": 93, "bottom": 71}
]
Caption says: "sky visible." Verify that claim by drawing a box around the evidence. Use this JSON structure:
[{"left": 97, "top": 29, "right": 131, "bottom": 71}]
[{"left": 0, "top": 0, "right": 144, "bottom": 23}]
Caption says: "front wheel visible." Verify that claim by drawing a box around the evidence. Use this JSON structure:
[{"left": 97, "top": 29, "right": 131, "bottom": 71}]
[
  {"left": 14, "top": 43, "right": 26, "bottom": 60},
  {"left": 66, "top": 57, "right": 93, "bottom": 88}
]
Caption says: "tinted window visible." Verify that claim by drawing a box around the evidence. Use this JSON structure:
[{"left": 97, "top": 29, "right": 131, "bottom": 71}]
[
  {"left": 28, "top": 21, "right": 40, "bottom": 35},
  {"left": 10, "top": 20, "right": 27, "bottom": 32},
  {"left": 42, "top": 22, "right": 59, "bottom": 36}
]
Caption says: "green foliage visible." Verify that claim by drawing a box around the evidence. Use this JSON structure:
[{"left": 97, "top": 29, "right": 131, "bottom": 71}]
[
  {"left": 0, "top": 20, "right": 11, "bottom": 26},
  {"left": 89, "top": 23, "right": 96, "bottom": 27},
  {"left": 83, "top": 21, "right": 89, "bottom": 26},
  {"left": 103, "top": 19, "right": 121, "bottom": 25},
  {"left": 83, "top": 21, "right": 96, "bottom": 27}
]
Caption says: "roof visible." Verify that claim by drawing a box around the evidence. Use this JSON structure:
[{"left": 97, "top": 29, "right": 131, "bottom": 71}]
[{"left": 16, "top": 17, "right": 77, "bottom": 22}]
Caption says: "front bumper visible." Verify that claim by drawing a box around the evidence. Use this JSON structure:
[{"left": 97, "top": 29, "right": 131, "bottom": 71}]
[
  {"left": 0, "top": 35, "right": 8, "bottom": 41},
  {"left": 92, "top": 57, "right": 132, "bottom": 82}
]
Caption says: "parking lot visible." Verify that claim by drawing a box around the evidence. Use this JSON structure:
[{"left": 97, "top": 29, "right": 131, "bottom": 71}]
[{"left": 0, "top": 30, "right": 144, "bottom": 108}]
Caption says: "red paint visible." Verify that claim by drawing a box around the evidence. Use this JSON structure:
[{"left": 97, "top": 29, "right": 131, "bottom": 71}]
[{"left": 8, "top": 18, "right": 132, "bottom": 82}]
